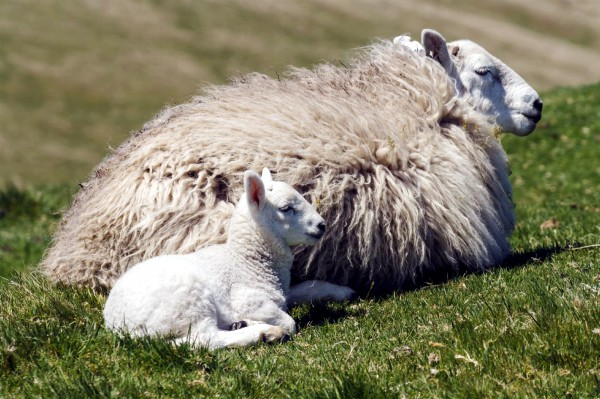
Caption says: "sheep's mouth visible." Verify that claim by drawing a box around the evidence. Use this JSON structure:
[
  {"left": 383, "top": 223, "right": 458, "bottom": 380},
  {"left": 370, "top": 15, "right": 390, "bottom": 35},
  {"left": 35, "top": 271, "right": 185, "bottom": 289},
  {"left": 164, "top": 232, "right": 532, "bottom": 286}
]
[
  {"left": 523, "top": 111, "right": 542, "bottom": 124},
  {"left": 307, "top": 232, "right": 324, "bottom": 240}
]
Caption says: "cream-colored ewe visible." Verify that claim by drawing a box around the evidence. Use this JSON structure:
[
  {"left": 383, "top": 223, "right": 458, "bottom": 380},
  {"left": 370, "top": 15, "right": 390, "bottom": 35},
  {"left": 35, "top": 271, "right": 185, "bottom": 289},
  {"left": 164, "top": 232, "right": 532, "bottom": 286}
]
[
  {"left": 104, "top": 169, "right": 354, "bottom": 349},
  {"left": 42, "top": 29, "right": 542, "bottom": 294}
]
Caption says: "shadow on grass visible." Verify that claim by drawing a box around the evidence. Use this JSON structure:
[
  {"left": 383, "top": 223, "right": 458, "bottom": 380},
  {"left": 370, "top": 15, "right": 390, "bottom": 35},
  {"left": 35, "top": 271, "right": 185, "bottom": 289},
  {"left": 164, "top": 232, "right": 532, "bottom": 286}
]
[
  {"left": 289, "top": 244, "right": 570, "bottom": 329},
  {"left": 499, "top": 244, "right": 569, "bottom": 270},
  {"left": 360, "top": 244, "right": 571, "bottom": 302},
  {"left": 294, "top": 301, "right": 365, "bottom": 329}
]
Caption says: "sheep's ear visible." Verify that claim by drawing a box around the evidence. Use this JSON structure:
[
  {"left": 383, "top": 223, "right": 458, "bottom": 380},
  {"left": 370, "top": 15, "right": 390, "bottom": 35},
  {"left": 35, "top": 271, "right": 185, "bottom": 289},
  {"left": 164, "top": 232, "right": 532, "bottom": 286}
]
[
  {"left": 261, "top": 168, "right": 273, "bottom": 186},
  {"left": 244, "top": 170, "right": 266, "bottom": 211},
  {"left": 422, "top": 29, "right": 454, "bottom": 75}
]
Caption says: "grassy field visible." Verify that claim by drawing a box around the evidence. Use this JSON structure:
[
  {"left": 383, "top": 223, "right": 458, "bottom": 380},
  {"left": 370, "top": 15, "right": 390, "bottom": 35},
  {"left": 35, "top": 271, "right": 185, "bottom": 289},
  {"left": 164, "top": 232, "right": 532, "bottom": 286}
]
[
  {"left": 2, "top": 0, "right": 600, "bottom": 187},
  {"left": 1, "top": 81, "right": 599, "bottom": 397}
]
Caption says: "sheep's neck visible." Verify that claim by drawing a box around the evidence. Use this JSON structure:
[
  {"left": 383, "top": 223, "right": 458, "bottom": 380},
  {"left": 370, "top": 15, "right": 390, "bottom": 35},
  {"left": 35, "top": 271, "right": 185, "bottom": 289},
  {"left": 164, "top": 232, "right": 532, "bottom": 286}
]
[{"left": 226, "top": 218, "right": 294, "bottom": 291}]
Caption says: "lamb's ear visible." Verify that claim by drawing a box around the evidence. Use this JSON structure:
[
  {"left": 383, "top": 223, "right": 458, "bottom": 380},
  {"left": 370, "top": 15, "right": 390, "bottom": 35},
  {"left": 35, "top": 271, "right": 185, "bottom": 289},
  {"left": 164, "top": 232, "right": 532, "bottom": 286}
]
[
  {"left": 244, "top": 170, "right": 266, "bottom": 211},
  {"left": 261, "top": 168, "right": 273, "bottom": 186},
  {"left": 422, "top": 29, "right": 454, "bottom": 75}
]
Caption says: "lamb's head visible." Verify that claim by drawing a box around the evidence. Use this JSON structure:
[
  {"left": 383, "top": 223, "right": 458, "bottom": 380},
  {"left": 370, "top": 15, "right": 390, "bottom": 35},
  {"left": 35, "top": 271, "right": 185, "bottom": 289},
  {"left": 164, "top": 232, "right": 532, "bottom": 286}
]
[
  {"left": 243, "top": 168, "right": 325, "bottom": 247},
  {"left": 422, "top": 29, "right": 543, "bottom": 136}
]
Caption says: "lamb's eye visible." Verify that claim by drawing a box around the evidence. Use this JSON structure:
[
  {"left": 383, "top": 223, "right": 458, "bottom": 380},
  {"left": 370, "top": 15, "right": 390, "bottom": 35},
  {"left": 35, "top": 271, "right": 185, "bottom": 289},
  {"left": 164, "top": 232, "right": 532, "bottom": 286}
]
[{"left": 279, "top": 205, "right": 294, "bottom": 213}]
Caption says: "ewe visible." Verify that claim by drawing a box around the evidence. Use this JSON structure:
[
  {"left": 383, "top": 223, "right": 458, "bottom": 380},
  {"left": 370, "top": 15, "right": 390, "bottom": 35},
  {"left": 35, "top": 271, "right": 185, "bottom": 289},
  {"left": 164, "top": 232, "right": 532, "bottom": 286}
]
[
  {"left": 43, "top": 29, "right": 543, "bottom": 293},
  {"left": 104, "top": 169, "right": 354, "bottom": 349}
]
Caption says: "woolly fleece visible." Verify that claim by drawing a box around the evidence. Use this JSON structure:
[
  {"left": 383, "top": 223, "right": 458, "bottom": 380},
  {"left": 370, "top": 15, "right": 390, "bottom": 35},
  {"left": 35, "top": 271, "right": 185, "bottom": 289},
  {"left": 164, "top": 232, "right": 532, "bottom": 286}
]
[{"left": 41, "top": 40, "right": 514, "bottom": 293}]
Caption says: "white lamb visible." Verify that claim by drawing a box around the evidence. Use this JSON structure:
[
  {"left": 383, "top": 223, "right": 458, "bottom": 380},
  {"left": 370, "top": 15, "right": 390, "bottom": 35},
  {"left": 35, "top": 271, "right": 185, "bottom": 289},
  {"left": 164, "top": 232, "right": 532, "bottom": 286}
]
[{"left": 103, "top": 168, "right": 354, "bottom": 349}]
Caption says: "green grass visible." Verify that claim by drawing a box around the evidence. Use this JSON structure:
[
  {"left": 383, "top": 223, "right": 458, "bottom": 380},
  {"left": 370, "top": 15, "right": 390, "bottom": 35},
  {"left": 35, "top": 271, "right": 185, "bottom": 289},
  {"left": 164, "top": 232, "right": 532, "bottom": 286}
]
[
  {"left": 0, "top": 82, "right": 599, "bottom": 397},
  {"left": 0, "top": 185, "right": 73, "bottom": 278},
  {"left": 0, "top": 0, "right": 395, "bottom": 187},
  {"left": 3, "top": 0, "right": 600, "bottom": 188}
]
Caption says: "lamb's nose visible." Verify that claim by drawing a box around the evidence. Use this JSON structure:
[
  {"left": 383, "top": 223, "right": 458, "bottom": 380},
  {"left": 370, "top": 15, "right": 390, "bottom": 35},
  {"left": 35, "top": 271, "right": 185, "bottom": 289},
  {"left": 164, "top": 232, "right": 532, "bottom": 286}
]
[
  {"left": 533, "top": 97, "right": 543, "bottom": 112},
  {"left": 317, "top": 222, "right": 326, "bottom": 234}
]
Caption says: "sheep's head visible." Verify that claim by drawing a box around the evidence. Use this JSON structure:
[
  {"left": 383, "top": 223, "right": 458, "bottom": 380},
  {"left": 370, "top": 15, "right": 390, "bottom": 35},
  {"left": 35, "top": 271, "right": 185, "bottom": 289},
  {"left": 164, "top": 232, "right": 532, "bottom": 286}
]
[
  {"left": 244, "top": 168, "right": 326, "bottom": 248},
  {"left": 422, "top": 29, "right": 542, "bottom": 136}
]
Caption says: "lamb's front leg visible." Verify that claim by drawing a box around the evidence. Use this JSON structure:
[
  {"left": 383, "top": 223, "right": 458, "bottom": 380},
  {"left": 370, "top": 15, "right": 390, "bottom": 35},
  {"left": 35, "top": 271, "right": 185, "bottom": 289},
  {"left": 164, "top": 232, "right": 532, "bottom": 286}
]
[
  {"left": 288, "top": 280, "right": 357, "bottom": 306},
  {"left": 175, "top": 323, "right": 290, "bottom": 349},
  {"left": 233, "top": 297, "right": 297, "bottom": 335}
]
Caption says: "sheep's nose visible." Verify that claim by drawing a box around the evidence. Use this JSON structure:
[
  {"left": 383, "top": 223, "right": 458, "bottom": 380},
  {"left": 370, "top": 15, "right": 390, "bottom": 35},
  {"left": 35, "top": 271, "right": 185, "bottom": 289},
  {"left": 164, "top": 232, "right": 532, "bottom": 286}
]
[
  {"left": 317, "top": 222, "right": 326, "bottom": 234},
  {"left": 533, "top": 98, "right": 543, "bottom": 112}
]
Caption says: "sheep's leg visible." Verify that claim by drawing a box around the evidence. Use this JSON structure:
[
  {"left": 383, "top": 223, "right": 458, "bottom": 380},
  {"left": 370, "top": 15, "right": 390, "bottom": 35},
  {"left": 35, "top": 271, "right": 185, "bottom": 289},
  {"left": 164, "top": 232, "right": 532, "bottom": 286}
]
[
  {"left": 288, "top": 280, "right": 357, "bottom": 306},
  {"left": 175, "top": 323, "right": 289, "bottom": 350}
]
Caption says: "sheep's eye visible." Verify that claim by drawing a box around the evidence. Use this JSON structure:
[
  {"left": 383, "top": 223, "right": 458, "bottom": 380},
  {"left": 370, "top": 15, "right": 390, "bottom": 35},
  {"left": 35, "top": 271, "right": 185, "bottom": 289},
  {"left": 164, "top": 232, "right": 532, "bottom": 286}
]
[
  {"left": 475, "top": 68, "right": 491, "bottom": 76},
  {"left": 279, "top": 205, "right": 294, "bottom": 213}
]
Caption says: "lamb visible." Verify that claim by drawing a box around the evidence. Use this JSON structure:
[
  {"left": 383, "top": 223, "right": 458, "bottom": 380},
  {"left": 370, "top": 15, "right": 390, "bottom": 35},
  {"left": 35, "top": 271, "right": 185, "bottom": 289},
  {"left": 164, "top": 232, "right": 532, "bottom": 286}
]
[
  {"left": 41, "top": 29, "right": 543, "bottom": 294},
  {"left": 104, "top": 169, "right": 354, "bottom": 349}
]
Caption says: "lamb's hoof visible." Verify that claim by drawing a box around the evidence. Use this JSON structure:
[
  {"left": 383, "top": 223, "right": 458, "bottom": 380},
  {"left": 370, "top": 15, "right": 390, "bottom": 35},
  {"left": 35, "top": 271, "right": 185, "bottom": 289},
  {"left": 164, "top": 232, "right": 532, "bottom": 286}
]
[
  {"left": 230, "top": 321, "right": 248, "bottom": 330},
  {"left": 278, "top": 334, "right": 291, "bottom": 344},
  {"left": 260, "top": 326, "right": 289, "bottom": 344}
]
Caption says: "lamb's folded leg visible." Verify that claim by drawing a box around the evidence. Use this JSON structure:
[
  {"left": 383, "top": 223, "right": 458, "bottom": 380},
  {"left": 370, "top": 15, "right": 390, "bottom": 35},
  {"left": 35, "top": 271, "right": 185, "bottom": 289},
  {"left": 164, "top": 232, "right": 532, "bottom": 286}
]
[
  {"left": 174, "top": 323, "right": 289, "bottom": 350},
  {"left": 288, "top": 280, "right": 356, "bottom": 306},
  {"left": 234, "top": 300, "right": 297, "bottom": 335}
]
